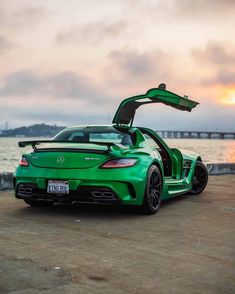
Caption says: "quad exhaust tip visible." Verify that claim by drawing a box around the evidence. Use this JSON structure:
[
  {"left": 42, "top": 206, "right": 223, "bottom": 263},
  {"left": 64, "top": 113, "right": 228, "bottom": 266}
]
[
  {"left": 91, "top": 191, "right": 115, "bottom": 199},
  {"left": 18, "top": 187, "right": 33, "bottom": 195}
]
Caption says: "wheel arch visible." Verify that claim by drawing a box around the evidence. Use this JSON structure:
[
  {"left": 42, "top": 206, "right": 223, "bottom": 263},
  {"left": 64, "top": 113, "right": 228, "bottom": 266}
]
[
  {"left": 193, "top": 156, "right": 203, "bottom": 173},
  {"left": 196, "top": 156, "right": 202, "bottom": 162},
  {"left": 151, "top": 160, "right": 164, "bottom": 182},
  {"left": 190, "top": 160, "right": 208, "bottom": 195},
  {"left": 141, "top": 161, "right": 163, "bottom": 214}
]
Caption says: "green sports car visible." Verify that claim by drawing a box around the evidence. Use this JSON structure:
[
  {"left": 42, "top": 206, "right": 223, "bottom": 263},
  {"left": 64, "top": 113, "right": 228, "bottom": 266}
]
[{"left": 14, "top": 84, "right": 208, "bottom": 214}]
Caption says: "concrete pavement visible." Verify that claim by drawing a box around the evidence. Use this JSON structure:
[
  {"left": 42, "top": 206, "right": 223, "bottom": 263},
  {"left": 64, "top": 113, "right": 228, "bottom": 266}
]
[{"left": 0, "top": 175, "right": 235, "bottom": 293}]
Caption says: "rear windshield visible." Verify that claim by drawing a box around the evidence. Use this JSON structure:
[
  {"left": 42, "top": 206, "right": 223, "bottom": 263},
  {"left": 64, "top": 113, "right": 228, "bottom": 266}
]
[{"left": 54, "top": 126, "right": 134, "bottom": 146}]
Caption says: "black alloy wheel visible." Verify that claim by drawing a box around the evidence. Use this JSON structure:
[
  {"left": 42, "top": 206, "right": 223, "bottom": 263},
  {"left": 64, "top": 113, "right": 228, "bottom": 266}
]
[
  {"left": 142, "top": 165, "right": 162, "bottom": 214},
  {"left": 190, "top": 161, "right": 208, "bottom": 194}
]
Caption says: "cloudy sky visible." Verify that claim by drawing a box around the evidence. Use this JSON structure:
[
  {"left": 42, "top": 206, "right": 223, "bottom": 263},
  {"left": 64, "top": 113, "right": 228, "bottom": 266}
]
[{"left": 0, "top": 0, "right": 235, "bottom": 131}]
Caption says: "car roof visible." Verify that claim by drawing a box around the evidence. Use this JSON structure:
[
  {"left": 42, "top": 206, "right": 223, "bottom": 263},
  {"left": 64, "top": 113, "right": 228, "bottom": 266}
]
[{"left": 64, "top": 125, "right": 131, "bottom": 131}]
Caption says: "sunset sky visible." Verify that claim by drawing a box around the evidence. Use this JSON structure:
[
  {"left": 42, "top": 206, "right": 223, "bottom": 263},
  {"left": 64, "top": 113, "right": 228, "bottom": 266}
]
[{"left": 0, "top": 0, "right": 234, "bottom": 131}]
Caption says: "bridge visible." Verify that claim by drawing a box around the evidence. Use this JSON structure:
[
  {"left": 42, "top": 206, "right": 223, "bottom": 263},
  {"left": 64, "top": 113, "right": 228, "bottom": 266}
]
[{"left": 157, "top": 130, "right": 235, "bottom": 139}]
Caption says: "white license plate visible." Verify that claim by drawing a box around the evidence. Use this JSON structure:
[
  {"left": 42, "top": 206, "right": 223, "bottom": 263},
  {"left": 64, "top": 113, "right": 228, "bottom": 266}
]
[{"left": 47, "top": 180, "right": 69, "bottom": 194}]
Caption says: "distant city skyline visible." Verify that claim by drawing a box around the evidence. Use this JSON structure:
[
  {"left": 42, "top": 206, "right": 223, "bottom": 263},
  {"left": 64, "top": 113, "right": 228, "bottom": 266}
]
[{"left": 0, "top": 0, "right": 235, "bottom": 131}]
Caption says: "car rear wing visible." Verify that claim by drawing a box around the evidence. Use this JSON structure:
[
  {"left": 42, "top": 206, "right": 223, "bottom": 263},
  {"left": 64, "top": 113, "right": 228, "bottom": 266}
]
[{"left": 18, "top": 140, "right": 127, "bottom": 153}]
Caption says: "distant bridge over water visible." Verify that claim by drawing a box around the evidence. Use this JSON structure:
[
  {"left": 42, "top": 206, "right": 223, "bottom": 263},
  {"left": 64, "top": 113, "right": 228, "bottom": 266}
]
[{"left": 157, "top": 130, "right": 235, "bottom": 139}]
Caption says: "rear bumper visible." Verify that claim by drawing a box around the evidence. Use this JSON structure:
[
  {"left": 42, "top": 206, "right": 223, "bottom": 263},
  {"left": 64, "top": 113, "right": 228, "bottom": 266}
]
[
  {"left": 15, "top": 183, "right": 121, "bottom": 204},
  {"left": 14, "top": 165, "right": 148, "bottom": 205}
]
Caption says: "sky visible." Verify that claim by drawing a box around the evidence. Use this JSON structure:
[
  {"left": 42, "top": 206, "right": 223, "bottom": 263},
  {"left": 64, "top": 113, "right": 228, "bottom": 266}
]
[{"left": 0, "top": 0, "right": 235, "bottom": 131}]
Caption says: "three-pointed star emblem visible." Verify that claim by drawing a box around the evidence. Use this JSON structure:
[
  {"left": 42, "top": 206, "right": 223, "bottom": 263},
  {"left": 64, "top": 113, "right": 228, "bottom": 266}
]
[{"left": 57, "top": 155, "right": 65, "bottom": 164}]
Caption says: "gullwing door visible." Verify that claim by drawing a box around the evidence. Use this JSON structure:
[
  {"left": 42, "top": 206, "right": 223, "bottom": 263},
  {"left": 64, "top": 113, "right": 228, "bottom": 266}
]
[{"left": 112, "top": 84, "right": 199, "bottom": 126}]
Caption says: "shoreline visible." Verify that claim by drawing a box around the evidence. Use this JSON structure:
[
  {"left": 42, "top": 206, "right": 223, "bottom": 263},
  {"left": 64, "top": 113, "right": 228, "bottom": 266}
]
[{"left": 1, "top": 162, "right": 235, "bottom": 191}]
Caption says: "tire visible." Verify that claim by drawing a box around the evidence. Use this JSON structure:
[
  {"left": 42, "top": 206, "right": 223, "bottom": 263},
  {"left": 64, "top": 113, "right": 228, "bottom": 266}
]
[
  {"left": 142, "top": 165, "right": 162, "bottom": 215},
  {"left": 24, "top": 199, "right": 54, "bottom": 207},
  {"left": 190, "top": 161, "right": 208, "bottom": 195}
]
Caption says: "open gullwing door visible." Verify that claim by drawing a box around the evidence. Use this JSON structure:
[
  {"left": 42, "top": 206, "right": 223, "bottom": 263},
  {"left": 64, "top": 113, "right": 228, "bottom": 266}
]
[{"left": 112, "top": 84, "right": 199, "bottom": 126}]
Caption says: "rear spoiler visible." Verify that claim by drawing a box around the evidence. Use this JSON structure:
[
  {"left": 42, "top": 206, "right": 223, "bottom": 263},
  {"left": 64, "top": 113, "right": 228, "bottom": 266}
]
[{"left": 18, "top": 140, "right": 127, "bottom": 152}]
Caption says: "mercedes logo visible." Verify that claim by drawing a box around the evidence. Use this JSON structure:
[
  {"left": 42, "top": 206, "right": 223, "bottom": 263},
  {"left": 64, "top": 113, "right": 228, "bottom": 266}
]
[{"left": 57, "top": 155, "right": 65, "bottom": 164}]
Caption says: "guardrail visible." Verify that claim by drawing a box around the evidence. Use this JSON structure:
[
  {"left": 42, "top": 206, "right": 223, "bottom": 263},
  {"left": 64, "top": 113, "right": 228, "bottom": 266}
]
[
  {"left": 206, "top": 163, "right": 235, "bottom": 175},
  {"left": 1, "top": 163, "right": 235, "bottom": 191},
  {"left": 0, "top": 173, "right": 14, "bottom": 191},
  {"left": 157, "top": 130, "right": 235, "bottom": 139}
]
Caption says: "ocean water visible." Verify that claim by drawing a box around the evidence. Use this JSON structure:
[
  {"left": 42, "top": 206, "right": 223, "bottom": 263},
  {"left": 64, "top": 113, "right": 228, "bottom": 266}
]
[{"left": 0, "top": 137, "right": 235, "bottom": 173}]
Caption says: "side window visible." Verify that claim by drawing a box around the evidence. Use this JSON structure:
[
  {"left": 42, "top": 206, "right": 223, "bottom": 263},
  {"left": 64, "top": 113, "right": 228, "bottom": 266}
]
[
  {"left": 143, "top": 133, "right": 160, "bottom": 149},
  {"left": 68, "top": 131, "right": 85, "bottom": 141}
]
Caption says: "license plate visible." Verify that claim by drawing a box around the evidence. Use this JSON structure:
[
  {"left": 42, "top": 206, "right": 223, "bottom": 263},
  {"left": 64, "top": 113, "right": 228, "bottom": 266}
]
[{"left": 47, "top": 180, "right": 69, "bottom": 194}]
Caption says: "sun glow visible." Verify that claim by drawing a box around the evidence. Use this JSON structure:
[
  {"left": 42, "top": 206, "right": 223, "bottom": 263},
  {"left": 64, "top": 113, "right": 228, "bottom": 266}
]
[
  {"left": 219, "top": 88, "right": 235, "bottom": 105},
  {"left": 230, "top": 96, "right": 235, "bottom": 104}
]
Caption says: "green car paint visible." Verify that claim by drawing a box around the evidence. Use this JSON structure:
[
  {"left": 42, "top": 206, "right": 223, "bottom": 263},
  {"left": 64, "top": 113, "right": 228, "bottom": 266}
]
[
  {"left": 112, "top": 85, "right": 199, "bottom": 125},
  {"left": 14, "top": 84, "right": 208, "bottom": 214}
]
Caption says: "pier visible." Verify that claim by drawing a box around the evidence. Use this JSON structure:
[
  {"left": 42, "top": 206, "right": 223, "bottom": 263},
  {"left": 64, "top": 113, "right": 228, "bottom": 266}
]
[{"left": 157, "top": 130, "right": 235, "bottom": 139}]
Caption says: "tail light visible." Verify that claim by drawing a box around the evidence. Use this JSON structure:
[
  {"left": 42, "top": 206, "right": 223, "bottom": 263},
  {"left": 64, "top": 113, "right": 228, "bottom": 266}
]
[
  {"left": 19, "top": 156, "right": 29, "bottom": 167},
  {"left": 100, "top": 158, "right": 137, "bottom": 168}
]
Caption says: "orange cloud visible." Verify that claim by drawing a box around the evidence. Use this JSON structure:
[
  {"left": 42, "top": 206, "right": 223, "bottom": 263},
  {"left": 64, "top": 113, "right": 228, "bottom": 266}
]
[{"left": 218, "top": 87, "right": 235, "bottom": 105}]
